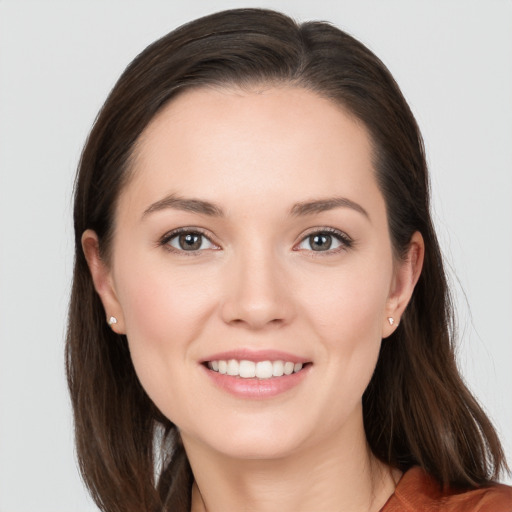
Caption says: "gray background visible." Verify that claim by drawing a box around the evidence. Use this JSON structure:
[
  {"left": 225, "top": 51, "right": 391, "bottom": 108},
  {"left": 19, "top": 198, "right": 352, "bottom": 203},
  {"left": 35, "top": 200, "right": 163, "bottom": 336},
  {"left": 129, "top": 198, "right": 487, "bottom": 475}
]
[{"left": 0, "top": 1, "right": 511, "bottom": 510}]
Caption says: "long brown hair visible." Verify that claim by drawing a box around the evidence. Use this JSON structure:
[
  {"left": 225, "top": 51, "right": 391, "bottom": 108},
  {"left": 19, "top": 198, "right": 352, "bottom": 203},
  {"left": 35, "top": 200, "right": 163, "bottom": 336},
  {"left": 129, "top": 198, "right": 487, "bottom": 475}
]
[{"left": 66, "top": 8, "right": 507, "bottom": 512}]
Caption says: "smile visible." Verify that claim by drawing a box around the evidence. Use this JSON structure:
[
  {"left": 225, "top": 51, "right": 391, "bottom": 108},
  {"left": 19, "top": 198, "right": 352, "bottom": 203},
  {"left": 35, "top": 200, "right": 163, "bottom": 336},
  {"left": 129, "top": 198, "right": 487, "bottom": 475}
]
[{"left": 207, "top": 359, "right": 304, "bottom": 379}]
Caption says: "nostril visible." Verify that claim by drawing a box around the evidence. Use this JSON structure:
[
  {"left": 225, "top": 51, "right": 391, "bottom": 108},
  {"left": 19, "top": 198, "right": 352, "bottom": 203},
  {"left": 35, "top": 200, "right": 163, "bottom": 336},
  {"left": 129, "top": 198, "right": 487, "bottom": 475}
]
[{"left": 226, "top": 316, "right": 286, "bottom": 329}]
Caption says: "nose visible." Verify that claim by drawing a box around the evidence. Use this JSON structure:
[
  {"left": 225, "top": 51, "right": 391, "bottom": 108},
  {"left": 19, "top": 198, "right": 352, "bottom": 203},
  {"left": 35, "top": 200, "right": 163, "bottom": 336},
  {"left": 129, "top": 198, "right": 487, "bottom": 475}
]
[{"left": 220, "top": 247, "right": 294, "bottom": 330}]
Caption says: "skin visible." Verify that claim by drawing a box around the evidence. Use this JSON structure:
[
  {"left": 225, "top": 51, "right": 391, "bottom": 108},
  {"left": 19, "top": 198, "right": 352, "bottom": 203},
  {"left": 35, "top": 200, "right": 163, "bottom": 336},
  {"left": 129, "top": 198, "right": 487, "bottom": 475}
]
[{"left": 83, "top": 86, "right": 424, "bottom": 512}]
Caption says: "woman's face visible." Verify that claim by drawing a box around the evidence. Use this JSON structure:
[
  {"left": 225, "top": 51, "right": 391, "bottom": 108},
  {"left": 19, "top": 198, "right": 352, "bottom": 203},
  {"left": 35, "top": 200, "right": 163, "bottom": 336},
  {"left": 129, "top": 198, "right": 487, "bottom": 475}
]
[{"left": 86, "top": 86, "right": 420, "bottom": 460}]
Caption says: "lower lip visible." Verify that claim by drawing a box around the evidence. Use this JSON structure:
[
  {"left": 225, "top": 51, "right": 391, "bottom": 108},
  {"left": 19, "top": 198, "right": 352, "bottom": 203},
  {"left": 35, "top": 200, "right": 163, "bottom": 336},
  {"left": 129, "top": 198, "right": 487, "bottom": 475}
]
[{"left": 202, "top": 364, "right": 310, "bottom": 399}]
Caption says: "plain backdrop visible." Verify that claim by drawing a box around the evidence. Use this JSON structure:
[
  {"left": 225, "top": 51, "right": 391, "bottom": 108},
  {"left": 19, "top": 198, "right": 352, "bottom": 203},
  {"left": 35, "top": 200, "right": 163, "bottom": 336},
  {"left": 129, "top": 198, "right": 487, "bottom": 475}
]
[{"left": 0, "top": 1, "right": 511, "bottom": 510}]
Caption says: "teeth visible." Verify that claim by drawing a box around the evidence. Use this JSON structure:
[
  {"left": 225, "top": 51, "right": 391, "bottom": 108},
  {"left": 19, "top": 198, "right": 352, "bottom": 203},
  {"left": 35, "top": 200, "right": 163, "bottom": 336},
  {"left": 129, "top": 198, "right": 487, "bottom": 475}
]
[
  {"left": 272, "top": 360, "right": 284, "bottom": 377},
  {"left": 239, "top": 360, "right": 256, "bottom": 378},
  {"left": 256, "top": 361, "right": 273, "bottom": 379},
  {"left": 284, "top": 361, "right": 294, "bottom": 375},
  {"left": 207, "top": 359, "right": 305, "bottom": 379},
  {"left": 218, "top": 360, "right": 227, "bottom": 374}
]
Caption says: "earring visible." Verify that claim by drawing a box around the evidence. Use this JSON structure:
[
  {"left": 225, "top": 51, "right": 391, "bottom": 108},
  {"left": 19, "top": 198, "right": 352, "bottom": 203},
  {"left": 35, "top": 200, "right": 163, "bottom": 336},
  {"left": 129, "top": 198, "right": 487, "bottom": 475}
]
[
  {"left": 387, "top": 317, "right": 395, "bottom": 326},
  {"left": 108, "top": 316, "right": 118, "bottom": 326}
]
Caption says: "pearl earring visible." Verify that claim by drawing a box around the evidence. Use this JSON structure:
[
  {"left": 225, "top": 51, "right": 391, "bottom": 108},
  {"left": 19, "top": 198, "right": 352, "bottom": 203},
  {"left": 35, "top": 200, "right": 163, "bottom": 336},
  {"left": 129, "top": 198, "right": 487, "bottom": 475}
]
[
  {"left": 108, "top": 316, "right": 118, "bottom": 326},
  {"left": 387, "top": 317, "right": 395, "bottom": 326}
]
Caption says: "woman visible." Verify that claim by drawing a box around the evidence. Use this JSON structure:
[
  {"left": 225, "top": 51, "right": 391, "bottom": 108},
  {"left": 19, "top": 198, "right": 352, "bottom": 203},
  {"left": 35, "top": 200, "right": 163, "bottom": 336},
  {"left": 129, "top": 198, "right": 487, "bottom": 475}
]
[{"left": 66, "top": 8, "right": 512, "bottom": 511}]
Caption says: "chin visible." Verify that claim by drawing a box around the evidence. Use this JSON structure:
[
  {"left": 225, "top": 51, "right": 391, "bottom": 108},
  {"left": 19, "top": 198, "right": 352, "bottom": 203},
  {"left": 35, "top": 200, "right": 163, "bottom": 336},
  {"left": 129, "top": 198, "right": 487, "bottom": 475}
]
[
  {"left": 180, "top": 414, "right": 314, "bottom": 461},
  {"left": 211, "top": 433, "right": 302, "bottom": 461}
]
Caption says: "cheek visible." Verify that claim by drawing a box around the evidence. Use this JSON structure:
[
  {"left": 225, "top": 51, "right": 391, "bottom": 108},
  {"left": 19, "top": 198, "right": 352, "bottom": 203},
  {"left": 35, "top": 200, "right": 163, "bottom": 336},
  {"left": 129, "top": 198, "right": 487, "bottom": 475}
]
[
  {"left": 296, "top": 257, "right": 391, "bottom": 395},
  {"left": 298, "top": 259, "right": 391, "bottom": 343},
  {"left": 114, "top": 244, "right": 219, "bottom": 340},
  {"left": 112, "top": 257, "right": 217, "bottom": 410}
]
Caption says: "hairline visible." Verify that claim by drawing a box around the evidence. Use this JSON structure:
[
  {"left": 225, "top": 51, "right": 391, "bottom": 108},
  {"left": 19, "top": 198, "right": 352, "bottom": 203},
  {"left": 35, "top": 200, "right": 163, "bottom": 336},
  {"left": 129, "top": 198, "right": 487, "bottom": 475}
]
[{"left": 101, "top": 80, "right": 384, "bottom": 259}]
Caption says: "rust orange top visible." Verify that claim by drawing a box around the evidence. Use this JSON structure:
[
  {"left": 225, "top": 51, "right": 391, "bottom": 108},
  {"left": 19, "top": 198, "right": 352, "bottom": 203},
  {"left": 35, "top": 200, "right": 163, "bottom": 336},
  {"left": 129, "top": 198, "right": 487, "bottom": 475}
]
[{"left": 381, "top": 467, "right": 512, "bottom": 511}]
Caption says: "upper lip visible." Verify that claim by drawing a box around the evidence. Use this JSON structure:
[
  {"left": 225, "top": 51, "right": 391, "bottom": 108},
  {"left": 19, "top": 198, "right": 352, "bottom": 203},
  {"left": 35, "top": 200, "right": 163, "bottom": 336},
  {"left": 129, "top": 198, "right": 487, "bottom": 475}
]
[{"left": 201, "top": 349, "right": 310, "bottom": 364}]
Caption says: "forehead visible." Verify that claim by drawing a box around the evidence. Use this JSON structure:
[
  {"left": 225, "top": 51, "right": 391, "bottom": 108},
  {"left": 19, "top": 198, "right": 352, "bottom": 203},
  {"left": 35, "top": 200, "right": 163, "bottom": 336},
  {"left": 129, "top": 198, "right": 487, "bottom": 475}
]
[
  {"left": 136, "top": 85, "right": 368, "bottom": 156},
  {"left": 121, "top": 85, "right": 382, "bottom": 218}
]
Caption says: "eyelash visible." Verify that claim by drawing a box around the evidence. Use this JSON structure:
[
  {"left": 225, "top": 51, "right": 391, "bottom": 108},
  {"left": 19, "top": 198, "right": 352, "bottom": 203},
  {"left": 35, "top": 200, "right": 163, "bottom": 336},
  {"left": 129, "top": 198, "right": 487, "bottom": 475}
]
[
  {"left": 159, "top": 227, "right": 219, "bottom": 256},
  {"left": 158, "top": 227, "right": 353, "bottom": 255},
  {"left": 294, "top": 227, "right": 353, "bottom": 255}
]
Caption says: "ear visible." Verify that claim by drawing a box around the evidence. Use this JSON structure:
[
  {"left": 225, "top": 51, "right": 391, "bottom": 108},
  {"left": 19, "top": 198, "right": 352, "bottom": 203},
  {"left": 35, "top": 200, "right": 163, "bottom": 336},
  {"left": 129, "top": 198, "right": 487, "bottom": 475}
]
[
  {"left": 382, "top": 231, "right": 424, "bottom": 338},
  {"left": 81, "top": 229, "right": 125, "bottom": 334}
]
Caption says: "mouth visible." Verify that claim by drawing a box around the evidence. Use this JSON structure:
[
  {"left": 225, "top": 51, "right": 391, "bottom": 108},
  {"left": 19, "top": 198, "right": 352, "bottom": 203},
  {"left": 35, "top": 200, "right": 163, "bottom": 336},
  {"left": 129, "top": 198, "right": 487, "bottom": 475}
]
[
  {"left": 201, "top": 350, "right": 311, "bottom": 398},
  {"left": 205, "top": 359, "right": 308, "bottom": 379}
]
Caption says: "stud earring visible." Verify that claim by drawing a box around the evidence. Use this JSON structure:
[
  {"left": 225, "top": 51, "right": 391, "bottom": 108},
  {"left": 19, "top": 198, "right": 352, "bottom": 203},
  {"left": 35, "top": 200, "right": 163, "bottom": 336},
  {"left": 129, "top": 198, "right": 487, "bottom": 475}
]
[
  {"left": 108, "top": 316, "right": 118, "bottom": 326},
  {"left": 387, "top": 317, "right": 395, "bottom": 326}
]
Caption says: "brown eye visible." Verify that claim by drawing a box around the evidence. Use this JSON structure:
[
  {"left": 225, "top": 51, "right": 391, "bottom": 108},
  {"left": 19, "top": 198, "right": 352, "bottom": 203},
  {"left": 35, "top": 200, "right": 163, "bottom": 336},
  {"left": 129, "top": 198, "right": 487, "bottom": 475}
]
[
  {"left": 166, "top": 231, "right": 216, "bottom": 252},
  {"left": 309, "top": 233, "right": 333, "bottom": 251},
  {"left": 178, "top": 233, "right": 202, "bottom": 251},
  {"left": 296, "top": 229, "right": 352, "bottom": 253}
]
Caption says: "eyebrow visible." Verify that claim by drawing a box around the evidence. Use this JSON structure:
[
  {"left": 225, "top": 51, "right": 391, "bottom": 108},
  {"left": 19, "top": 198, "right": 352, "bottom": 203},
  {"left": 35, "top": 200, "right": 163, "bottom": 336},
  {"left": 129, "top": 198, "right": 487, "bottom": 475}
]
[
  {"left": 142, "top": 194, "right": 224, "bottom": 218},
  {"left": 142, "top": 193, "right": 369, "bottom": 220},
  {"left": 290, "top": 197, "right": 369, "bottom": 219}
]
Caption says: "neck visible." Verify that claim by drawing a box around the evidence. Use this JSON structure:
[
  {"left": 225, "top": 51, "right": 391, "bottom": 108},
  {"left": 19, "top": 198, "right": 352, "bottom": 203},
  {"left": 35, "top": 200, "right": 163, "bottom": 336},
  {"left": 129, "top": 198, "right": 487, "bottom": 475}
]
[{"left": 184, "top": 415, "right": 399, "bottom": 512}]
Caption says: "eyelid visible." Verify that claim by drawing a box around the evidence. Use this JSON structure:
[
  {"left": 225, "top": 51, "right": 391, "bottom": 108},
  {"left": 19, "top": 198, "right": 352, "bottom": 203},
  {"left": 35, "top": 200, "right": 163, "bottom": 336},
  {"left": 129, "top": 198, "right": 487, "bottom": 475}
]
[
  {"left": 157, "top": 226, "right": 353, "bottom": 255},
  {"left": 293, "top": 227, "right": 353, "bottom": 253},
  {"left": 159, "top": 227, "right": 220, "bottom": 254}
]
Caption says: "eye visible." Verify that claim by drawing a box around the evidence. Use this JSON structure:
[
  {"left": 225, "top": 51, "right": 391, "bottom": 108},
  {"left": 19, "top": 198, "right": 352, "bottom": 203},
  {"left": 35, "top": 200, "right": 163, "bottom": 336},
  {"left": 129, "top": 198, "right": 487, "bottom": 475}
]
[
  {"left": 162, "top": 229, "right": 218, "bottom": 253},
  {"left": 295, "top": 229, "right": 352, "bottom": 253}
]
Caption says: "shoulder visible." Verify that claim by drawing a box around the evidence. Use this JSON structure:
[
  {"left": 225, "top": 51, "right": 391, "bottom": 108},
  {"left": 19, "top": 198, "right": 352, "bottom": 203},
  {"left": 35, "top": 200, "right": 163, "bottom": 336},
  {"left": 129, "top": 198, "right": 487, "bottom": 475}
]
[{"left": 381, "top": 467, "right": 512, "bottom": 512}]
